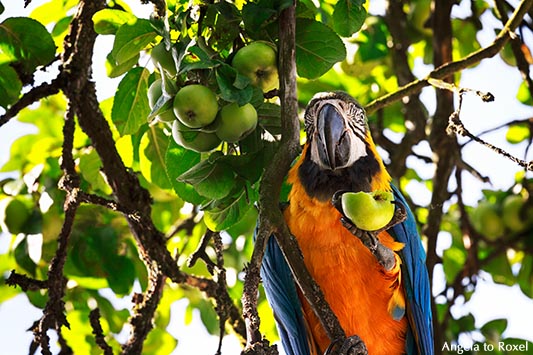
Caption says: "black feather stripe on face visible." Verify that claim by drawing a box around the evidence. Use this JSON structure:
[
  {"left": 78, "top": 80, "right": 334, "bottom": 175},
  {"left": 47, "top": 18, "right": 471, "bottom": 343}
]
[{"left": 298, "top": 143, "right": 382, "bottom": 202}]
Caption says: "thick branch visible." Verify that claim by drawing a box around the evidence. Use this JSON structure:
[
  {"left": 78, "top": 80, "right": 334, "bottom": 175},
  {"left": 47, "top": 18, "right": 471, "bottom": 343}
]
[
  {"left": 242, "top": 3, "right": 302, "bottom": 352},
  {"left": 365, "top": 0, "right": 533, "bottom": 114}
]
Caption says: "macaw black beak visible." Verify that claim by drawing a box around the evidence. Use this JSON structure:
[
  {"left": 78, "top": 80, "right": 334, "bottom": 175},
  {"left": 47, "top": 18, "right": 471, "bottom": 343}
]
[{"left": 316, "top": 103, "right": 351, "bottom": 170}]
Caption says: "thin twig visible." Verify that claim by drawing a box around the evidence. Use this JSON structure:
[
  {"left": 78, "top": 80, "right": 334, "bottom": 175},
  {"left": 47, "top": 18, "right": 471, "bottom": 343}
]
[
  {"left": 446, "top": 90, "right": 533, "bottom": 170},
  {"left": 89, "top": 309, "right": 114, "bottom": 355},
  {"left": 0, "top": 78, "right": 61, "bottom": 128}
]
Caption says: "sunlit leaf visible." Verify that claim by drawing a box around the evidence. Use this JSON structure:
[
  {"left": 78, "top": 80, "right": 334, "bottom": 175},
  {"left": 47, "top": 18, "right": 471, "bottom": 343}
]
[
  {"left": 29, "top": 0, "right": 77, "bottom": 25},
  {"left": 0, "top": 17, "right": 56, "bottom": 74},
  {"left": 110, "top": 18, "right": 157, "bottom": 64},
  {"left": 93, "top": 8, "right": 136, "bottom": 35},
  {"left": 517, "top": 81, "right": 532, "bottom": 105},
  {"left": 111, "top": 67, "right": 151, "bottom": 136},
  {"left": 505, "top": 123, "right": 530, "bottom": 144},
  {"left": 106, "top": 52, "right": 139, "bottom": 78},
  {"left": 139, "top": 127, "right": 172, "bottom": 189},
  {"left": 79, "top": 149, "right": 113, "bottom": 195}
]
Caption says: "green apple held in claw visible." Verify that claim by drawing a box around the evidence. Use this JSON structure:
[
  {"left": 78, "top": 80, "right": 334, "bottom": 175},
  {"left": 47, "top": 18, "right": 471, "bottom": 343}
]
[
  {"left": 502, "top": 194, "right": 533, "bottom": 233},
  {"left": 341, "top": 191, "right": 395, "bottom": 231},
  {"left": 173, "top": 85, "right": 219, "bottom": 128},
  {"left": 151, "top": 42, "right": 177, "bottom": 77},
  {"left": 232, "top": 42, "right": 279, "bottom": 93},
  {"left": 216, "top": 102, "right": 258, "bottom": 143},
  {"left": 172, "top": 119, "right": 221, "bottom": 152},
  {"left": 470, "top": 201, "right": 504, "bottom": 240},
  {"left": 0, "top": 197, "right": 31, "bottom": 234},
  {"left": 147, "top": 79, "right": 177, "bottom": 122}
]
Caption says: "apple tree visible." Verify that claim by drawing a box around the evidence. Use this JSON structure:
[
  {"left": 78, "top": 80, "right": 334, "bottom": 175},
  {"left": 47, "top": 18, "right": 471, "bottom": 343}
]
[{"left": 1, "top": 0, "right": 533, "bottom": 354}]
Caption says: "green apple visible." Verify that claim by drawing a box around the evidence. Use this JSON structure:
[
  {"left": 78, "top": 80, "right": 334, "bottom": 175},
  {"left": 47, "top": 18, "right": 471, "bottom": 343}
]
[
  {"left": 173, "top": 85, "right": 219, "bottom": 128},
  {"left": 470, "top": 201, "right": 505, "bottom": 240},
  {"left": 0, "top": 197, "right": 31, "bottom": 234},
  {"left": 341, "top": 191, "right": 395, "bottom": 231},
  {"left": 172, "top": 119, "right": 221, "bottom": 152},
  {"left": 147, "top": 79, "right": 178, "bottom": 122},
  {"left": 216, "top": 102, "right": 258, "bottom": 143},
  {"left": 231, "top": 42, "right": 279, "bottom": 93},
  {"left": 151, "top": 41, "right": 177, "bottom": 77},
  {"left": 502, "top": 194, "right": 533, "bottom": 233}
]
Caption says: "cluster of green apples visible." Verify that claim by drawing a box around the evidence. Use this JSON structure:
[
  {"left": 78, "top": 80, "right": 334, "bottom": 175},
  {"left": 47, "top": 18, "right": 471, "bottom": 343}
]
[
  {"left": 470, "top": 193, "right": 533, "bottom": 240},
  {"left": 147, "top": 41, "right": 278, "bottom": 153}
]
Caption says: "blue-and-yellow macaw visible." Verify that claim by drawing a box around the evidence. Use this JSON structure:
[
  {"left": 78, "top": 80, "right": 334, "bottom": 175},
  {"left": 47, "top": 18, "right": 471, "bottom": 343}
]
[{"left": 261, "top": 92, "right": 433, "bottom": 355}]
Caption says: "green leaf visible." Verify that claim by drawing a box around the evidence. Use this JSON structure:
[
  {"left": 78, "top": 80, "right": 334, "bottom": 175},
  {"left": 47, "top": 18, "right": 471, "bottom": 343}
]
[
  {"left": 143, "top": 328, "right": 177, "bottom": 355},
  {"left": 517, "top": 81, "right": 532, "bottom": 105},
  {"left": 295, "top": 18, "right": 346, "bottom": 79},
  {"left": 332, "top": 0, "right": 367, "bottom": 37},
  {"left": 216, "top": 63, "right": 253, "bottom": 105},
  {"left": 506, "top": 123, "right": 530, "bottom": 144},
  {"left": 110, "top": 18, "right": 156, "bottom": 64},
  {"left": 517, "top": 254, "right": 533, "bottom": 297},
  {"left": 106, "top": 51, "right": 139, "bottom": 78},
  {"left": 165, "top": 137, "right": 205, "bottom": 205},
  {"left": 356, "top": 17, "right": 389, "bottom": 62},
  {"left": 14, "top": 237, "right": 37, "bottom": 275},
  {"left": 483, "top": 253, "right": 515, "bottom": 286},
  {"left": 177, "top": 159, "right": 236, "bottom": 200},
  {"left": 139, "top": 127, "right": 171, "bottom": 189},
  {"left": 203, "top": 186, "right": 256, "bottom": 231},
  {"left": 93, "top": 8, "right": 136, "bottom": 35},
  {"left": 104, "top": 255, "right": 135, "bottom": 295},
  {"left": 242, "top": 2, "right": 277, "bottom": 36},
  {"left": 258, "top": 102, "right": 281, "bottom": 136},
  {"left": 0, "top": 3, "right": 4, "bottom": 16},
  {"left": 0, "top": 17, "right": 56, "bottom": 74},
  {"left": 79, "top": 149, "right": 112, "bottom": 194},
  {"left": 111, "top": 67, "right": 151, "bottom": 136},
  {"left": 481, "top": 318, "right": 507, "bottom": 335},
  {"left": 442, "top": 246, "right": 466, "bottom": 283},
  {"left": 0, "top": 64, "right": 22, "bottom": 108}
]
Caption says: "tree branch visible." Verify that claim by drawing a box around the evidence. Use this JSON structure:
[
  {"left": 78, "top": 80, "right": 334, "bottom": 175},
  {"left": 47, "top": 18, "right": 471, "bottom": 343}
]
[
  {"left": 242, "top": 3, "right": 302, "bottom": 353},
  {"left": 242, "top": 3, "right": 346, "bottom": 353},
  {"left": 89, "top": 309, "right": 114, "bottom": 355},
  {"left": 0, "top": 78, "right": 61, "bottom": 128},
  {"left": 365, "top": 0, "right": 533, "bottom": 115}
]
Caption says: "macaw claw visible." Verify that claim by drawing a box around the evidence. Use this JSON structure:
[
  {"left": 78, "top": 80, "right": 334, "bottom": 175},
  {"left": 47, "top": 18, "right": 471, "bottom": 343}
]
[{"left": 324, "top": 335, "right": 368, "bottom": 355}]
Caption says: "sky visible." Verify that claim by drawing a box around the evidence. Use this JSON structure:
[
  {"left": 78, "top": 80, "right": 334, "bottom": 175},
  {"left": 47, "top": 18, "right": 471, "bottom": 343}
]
[{"left": 1, "top": 0, "right": 533, "bottom": 354}]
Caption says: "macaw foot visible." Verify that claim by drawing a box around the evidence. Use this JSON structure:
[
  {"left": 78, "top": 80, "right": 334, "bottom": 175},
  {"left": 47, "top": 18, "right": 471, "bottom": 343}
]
[
  {"left": 324, "top": 335, "right": 368, "bottom": 355},
  {"left": 331, "top": 191, "right": 407, "bottom": 271}
]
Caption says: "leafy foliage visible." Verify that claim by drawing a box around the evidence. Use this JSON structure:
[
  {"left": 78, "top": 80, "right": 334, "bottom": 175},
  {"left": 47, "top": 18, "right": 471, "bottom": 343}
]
[{"left": 1, "top": 0, "right": 533, "bottom": 354}]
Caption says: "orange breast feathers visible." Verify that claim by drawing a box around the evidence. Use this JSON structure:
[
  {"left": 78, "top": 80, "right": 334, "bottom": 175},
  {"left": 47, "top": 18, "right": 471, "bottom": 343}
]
[{"left": 283, "top": 150, "right": 408, "bottom": 355}]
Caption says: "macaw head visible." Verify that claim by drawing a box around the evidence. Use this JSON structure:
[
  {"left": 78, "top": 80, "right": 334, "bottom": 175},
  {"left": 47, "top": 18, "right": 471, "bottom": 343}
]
[
  {"left": 297, "top": 91, "right": 391, "bottom": 201},
  {"left": 304, "top": 91, "right": 369, "bottom": 171}
]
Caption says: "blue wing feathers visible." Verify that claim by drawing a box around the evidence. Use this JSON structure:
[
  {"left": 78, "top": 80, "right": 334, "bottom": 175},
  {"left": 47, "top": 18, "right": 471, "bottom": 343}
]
[
  {"left": 390, "top": 185, "right": 434, "bottom": 355},
  {"left": 261, "top": 234, "right": 311, "bottom": 355}
]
